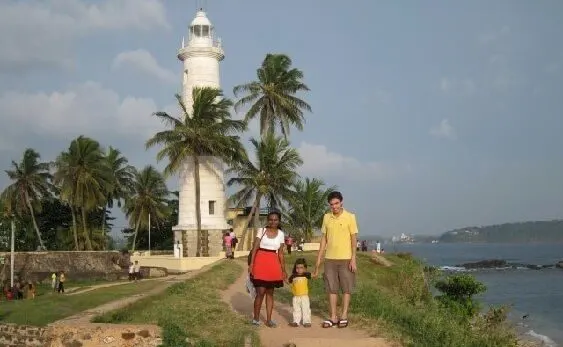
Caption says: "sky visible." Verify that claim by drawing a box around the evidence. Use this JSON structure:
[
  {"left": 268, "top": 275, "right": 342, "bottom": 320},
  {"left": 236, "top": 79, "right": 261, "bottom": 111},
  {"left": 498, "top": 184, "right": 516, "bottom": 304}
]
[{"left": 0, "top": 0, "right": 562, "bottom": 238}]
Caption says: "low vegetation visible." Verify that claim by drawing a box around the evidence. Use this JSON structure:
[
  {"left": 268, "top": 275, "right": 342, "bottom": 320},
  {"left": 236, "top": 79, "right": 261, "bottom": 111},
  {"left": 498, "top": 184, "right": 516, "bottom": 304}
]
[
  {"left": 93, "top": 261, "right": 260, "bottom": 347},
  {"left": 280, "top": 252, "right": 518, "bottom": 347},
  {"left": 0, "top": 280, "right": 161, "bottom": 326}
]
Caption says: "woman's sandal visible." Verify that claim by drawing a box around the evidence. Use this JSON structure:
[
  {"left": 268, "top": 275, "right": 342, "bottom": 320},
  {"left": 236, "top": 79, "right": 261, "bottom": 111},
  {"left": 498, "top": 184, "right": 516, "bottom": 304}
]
[
  {"left": 338, "top": 319, "right": 349, "bottom": 328},
  {"left": 266, "top": 320, "right": 278, "bottom": 328},
  {"left": 322, "top": 320, "right": 338, "bottom": 328}
]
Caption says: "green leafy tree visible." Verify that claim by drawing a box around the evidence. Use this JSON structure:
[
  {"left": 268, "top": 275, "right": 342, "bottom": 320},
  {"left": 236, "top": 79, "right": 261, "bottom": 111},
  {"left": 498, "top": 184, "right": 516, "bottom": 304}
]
[
  {"left": 53, "top": 136, "right": 111, "bottom": 250},
  {"left": 146, "top": 87, "right": 246, "bottom": 256},
  {"left": 435, "top": 273, "right": 487, "bottom": 318},
  {"left": 123, "top": 166, "right": 170, "bottom": 252},
  {"left": 102, "top": 146, "right": 135, "bottom": 241},
  {"left": 284, "top": 177, "right": 336, "bottom": 241},
  {"left": 227, "top": 134, "right": 303, "bottom": 250},
  {"left": 233, "top": 53, "right": 311, "bottom": 139},
  {"left": 1, "top": 149, "right": 52, "bottom": 250}
]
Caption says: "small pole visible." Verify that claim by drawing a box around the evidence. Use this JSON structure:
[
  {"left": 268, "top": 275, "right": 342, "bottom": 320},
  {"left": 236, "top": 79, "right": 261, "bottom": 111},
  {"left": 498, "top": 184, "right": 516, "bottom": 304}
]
[
  {"left": 10, "top": 219, "right": 15, "bottom": 287},
  {"left": 148, "top": 213, "right": 151, "bottom": 255}
]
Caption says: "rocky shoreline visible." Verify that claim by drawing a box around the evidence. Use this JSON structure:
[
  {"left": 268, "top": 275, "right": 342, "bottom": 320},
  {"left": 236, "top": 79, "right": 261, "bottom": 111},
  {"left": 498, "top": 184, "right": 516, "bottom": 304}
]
[{"left": 454, "top": 259, "right": 563, "bottom": 270}]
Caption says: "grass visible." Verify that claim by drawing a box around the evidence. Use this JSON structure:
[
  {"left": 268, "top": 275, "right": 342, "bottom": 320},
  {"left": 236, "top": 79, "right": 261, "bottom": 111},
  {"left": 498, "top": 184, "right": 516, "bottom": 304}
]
[
  {"left": 280, "top": 252, "right": 518, "bottom": 347},
  {"left": 93, "top": 261, "right": 260, "bottom": 347},
  {"left": 0, "top": 280, "right": 163, "bottom": 326}
]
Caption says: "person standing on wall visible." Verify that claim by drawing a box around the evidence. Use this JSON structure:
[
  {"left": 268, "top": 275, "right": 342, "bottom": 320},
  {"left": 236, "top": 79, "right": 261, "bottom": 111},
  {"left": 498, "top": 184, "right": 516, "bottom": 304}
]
[{"left": 313, "top": 191, "right": 358, "bottom": 329}]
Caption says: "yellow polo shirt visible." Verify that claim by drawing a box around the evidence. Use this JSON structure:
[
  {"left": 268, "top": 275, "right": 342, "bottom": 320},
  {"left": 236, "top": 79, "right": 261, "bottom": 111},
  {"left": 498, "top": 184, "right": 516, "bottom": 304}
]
[{"left": 321, "top": 209, "right": 358, "bottom": 260}]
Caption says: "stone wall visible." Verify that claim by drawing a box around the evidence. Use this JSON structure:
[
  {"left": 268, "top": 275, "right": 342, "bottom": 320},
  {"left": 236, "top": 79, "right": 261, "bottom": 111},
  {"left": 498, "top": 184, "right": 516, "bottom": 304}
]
[
  {"left": 0, "top": 324, "right": 47, "bottom": 346},
  {"left": 181, "top": 229, "right": 224, "bottom": 257},
  {"left": 0, "top": 323, "right": 161, "bottom": 347},
  {"left": 0, "top": 251, "right": 130, "bottom": 284}
]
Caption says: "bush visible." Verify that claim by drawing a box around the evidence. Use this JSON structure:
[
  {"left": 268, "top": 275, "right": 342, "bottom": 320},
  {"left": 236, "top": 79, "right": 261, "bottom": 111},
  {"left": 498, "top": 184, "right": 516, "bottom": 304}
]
[{"left": 435, "top": 274, "right": 486, "bottom": 318}]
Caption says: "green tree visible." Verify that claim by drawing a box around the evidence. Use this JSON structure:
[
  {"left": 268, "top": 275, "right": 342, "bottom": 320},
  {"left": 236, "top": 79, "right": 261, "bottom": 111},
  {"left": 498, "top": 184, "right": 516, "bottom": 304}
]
[
  {"left": 435, "top": 274, "right": 487, "bottom": 319},
  {"left": 227, "top": 134, "right": 303, "bottom": 250},
  {"left": 146, "top": 87, "right": 246, "bottom": 256},
  {"left": 233, "top": 53, "right": 311, "bottom": 139},
  {"left": 284, "top": 177, "right": 336, "bottom": 241},
  {"left": 53, "top": 136, "right": 111, "bottom": 250},
  {"left": 1, "top": 149, "right": 52, "bottom": 250},
  {"left": 123, "top": 166, "right": 170, "bottom": 251},
  {"left": 102, "top": 146, "right": 135, "bottom": 241}
]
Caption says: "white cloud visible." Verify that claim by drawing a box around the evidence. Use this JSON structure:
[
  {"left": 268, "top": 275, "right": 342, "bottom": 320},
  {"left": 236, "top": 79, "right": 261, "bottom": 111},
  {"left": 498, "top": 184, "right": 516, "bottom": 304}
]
[
  {"left": 478, "top": 26, "right": 510, "bottom": 45},
  {"left": 430, "top": 119, "right": 457, "bottom": 140},
  {"left": 296, "top": 142, "right": 410, "bottom": 181},
  {"left": 112, "top": 49, "right": 177, "bottom": 84},
  {"left": 439, "top": 77, "right": 475, "bottom": 95},
  {"left": 440, "top": 77, "right": 452, "bottom": 92},
  {"left": 0, "top": 82, "right": 164, "bottom": 141},
  {"left": 0, "top": 0, "right": 169, "bottom": 71}
]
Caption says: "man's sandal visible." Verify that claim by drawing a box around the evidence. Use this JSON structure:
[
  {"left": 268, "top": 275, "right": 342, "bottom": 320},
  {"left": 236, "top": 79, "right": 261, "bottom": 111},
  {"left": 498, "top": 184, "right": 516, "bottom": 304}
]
[
  {"left": 338, "top": 319, "right": 349, "bottom": 328},
  {"left": 322, "top": 320, "right": 338, "bottom": 328}
]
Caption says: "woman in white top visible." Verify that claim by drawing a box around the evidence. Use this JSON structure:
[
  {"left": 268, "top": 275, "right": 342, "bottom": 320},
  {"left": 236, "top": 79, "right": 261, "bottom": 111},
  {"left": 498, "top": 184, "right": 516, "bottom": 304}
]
[{"left": 248, "top": 211, "right": 287, "bottom": 327}]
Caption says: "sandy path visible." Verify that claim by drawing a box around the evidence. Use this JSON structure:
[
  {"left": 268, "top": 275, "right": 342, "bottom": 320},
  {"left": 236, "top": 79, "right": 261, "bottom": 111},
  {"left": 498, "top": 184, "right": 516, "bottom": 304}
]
[
  {"left": 52, "top": 264, "right": 215, "bottom": 325},
  {"left": 221, "top": 261, "right": 392, "bottom": 347}
]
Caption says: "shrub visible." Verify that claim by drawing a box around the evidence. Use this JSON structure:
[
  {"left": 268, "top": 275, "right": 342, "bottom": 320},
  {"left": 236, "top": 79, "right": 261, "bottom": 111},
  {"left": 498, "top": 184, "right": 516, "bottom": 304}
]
[{"left": 435, "top": 274, "right": 487, "bottom": 318}]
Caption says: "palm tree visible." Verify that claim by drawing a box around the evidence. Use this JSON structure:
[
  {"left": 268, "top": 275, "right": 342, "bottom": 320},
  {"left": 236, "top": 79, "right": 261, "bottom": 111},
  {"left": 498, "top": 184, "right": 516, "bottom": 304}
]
[
  {"left": 227, "top": 134, "right": 303, "bottom": 250},
  {"left": 53, "top": 136, "right": 111, "bottom": 250},
  {"left": 102, "top": 147, "right": 135, "bottom": 240},
  {"left": 233, "top": 53, "right": 311, "bottom": 139},
  {"left": 123, "top": 166, "right": 170, "bottom": 251},
  {"left": 1, "top": 149, "right": 52, "bottom": 250},
  {"left": 284, "top": 178, "right": 337, "bottom": 242},
  {"left": 146, "top": 87, "right": 246, "bottom": 257}
]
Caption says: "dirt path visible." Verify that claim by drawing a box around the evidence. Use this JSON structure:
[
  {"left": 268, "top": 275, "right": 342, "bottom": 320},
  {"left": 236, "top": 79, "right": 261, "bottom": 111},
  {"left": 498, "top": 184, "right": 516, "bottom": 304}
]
[
  {"left": 51, "top": 263, "right": 217, "bottom": 325},
  {"left": 221, "top": 261, "right": 392, "bottom": 347}
]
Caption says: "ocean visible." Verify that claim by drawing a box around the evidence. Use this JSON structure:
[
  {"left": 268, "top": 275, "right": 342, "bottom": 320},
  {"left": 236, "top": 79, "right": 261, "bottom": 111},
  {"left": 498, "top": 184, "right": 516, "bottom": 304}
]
[{"left": 388, "top": 243, "right": 562, "bottom": 346}]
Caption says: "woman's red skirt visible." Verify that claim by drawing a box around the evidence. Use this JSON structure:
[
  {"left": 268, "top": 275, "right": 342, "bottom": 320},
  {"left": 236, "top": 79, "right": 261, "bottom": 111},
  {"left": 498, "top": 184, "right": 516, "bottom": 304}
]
[{"left": 251, "top": 248, "right": 284, "bottom": 288}]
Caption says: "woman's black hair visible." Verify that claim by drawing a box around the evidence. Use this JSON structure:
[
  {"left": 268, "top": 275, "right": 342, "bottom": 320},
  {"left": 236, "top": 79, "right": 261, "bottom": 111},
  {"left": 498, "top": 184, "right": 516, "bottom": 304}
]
[{"left": 292, "top": 258, "right": 307, "bottom": 274}]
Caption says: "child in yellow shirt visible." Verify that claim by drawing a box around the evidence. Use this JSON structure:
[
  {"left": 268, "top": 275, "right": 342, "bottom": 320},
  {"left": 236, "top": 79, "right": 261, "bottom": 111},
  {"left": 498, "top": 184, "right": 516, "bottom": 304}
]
[{"left": 288, "top": 258, "right": 312, "bottom": 327}]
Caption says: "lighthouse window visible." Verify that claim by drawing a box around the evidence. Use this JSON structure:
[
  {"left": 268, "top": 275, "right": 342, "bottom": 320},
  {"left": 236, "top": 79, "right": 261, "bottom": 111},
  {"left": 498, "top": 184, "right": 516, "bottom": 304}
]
[
  {"left": 193, "top": 25, "right": 201, "bottom": 37},
  {"left": 208, "top": 200, "right": 216, "bottom": 215},
  {"left": 201, "top": 25, "right": 209, "bottom": 37}
]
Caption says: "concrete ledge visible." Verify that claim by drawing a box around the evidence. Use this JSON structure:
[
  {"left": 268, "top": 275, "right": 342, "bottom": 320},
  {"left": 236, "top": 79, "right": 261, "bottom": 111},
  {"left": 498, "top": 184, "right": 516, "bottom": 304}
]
[{"left": 130, "top": 254, "right": 222, "bottom": 272}]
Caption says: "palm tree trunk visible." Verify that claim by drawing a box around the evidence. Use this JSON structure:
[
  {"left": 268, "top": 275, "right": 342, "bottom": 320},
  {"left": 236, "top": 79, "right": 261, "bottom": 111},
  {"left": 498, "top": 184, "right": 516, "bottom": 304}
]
[
  {"left": 101, "top": 205, "right": 107, "bottom": 250},
  {"left": 81, "top": 208, "right": 93, "bottom": 250},
  {"left": 237, "top": 193, "right": 261, "bottom": 251},
  {"left": 24, "top": 192, "right": 46, "bottom": 250},
  {"left": 71, "top": 207, "right": 79, "bottom": 250},
  {"left": 193, "top": 156, "right": 202, "bottom": 257},
  {"left": 131, "top": 217, "right": 141, "bottom": 252}
]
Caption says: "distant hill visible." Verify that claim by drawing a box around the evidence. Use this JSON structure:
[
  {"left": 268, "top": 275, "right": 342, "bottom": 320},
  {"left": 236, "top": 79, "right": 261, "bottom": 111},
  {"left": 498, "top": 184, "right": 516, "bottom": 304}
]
[{"left": 439, "top": 220, "right": 563, "bottom": 243}]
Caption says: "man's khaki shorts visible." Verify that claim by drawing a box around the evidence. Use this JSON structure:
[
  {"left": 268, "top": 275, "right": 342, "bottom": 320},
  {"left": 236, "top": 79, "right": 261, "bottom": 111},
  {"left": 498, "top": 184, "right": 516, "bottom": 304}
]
[{"left": 323, "top": 259, "right": 356, "bottom": 294}]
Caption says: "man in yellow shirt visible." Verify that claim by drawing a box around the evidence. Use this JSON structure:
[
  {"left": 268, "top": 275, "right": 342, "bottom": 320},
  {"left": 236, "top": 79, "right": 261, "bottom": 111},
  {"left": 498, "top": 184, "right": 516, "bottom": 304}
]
[{"left": 313, "top": 191, "right": 358, "bottom": 329}]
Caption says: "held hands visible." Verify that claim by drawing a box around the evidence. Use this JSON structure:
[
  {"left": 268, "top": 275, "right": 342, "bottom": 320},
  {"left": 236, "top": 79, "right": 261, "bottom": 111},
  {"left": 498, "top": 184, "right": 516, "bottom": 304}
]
[{"left": 312, "top": 269, "right": 319, "bottom": 279}]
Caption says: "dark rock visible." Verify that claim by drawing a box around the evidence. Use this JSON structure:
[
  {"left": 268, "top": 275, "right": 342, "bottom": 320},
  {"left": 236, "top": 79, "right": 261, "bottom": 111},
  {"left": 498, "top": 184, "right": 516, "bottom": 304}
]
[
  {"left": 121, "top": 332, "right": 136, "bottom": 340},
  {"left": 137, "top": 330, "right": 150, "bottom": 338},
  {"left": 458, "top": 259, "right": 507, "bottom": 269},
  {"left": 556, "top": 261, "right": 563, "bottom": 269}
]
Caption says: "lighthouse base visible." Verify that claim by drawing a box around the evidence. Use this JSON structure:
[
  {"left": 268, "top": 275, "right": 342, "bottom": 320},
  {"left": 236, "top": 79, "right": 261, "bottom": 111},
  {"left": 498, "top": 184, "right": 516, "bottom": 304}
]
[{"left": 173, "top": 227, "right": 227, "bottom": 257}]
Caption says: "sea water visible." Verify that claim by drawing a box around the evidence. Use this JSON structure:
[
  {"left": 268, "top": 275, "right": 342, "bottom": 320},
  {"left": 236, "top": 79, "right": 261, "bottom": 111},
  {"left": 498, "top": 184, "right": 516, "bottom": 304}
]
[{"left": 390, "top": 243, "right": 563, "bottom": 346}]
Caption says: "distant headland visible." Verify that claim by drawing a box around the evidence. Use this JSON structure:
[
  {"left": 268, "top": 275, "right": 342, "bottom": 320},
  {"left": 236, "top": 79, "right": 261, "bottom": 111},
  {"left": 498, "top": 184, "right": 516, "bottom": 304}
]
[{"left": 438, "top": 220, "right": 563, "bottom": 243}]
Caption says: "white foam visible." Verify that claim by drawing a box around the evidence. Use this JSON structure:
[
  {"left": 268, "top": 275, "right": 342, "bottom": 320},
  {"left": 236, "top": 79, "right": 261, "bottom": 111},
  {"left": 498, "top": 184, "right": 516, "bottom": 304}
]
[{"left": 526, "top": 330, "right": 557, "bottom": 347}]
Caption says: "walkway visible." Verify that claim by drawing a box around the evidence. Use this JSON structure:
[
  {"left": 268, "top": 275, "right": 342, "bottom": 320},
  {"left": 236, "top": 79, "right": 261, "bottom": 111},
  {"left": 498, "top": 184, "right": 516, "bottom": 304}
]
[
  {"left": 220, "top": 261, "right": 393, "bottom": 347},
  {"left": 51, "top": 263, "right": 217, "bottom": 325}
]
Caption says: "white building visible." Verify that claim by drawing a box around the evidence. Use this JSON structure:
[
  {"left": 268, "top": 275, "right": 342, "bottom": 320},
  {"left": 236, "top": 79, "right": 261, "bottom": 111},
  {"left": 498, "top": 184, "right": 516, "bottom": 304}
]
[{"left": 173, "top": 9, "right": 230, "bottom": 257}]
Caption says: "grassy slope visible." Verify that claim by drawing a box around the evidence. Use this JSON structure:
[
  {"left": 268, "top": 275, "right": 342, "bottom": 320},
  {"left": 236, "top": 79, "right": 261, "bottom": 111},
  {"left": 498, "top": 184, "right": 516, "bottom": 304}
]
[
  {"left": 0, "top": 280, "right": 162, "bottom": 326},
  {"left": 279, "top": 252, "right": 518, "bottom": 347},
  {"left": 93, "top": 261, "right": 260, "bottom": 347}
]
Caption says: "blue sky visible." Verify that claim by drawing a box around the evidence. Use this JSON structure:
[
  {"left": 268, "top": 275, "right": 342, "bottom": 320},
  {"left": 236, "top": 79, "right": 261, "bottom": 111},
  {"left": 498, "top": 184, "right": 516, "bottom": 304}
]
[{"left": 0, "top": 0, "right": 562, "bottom": 237}]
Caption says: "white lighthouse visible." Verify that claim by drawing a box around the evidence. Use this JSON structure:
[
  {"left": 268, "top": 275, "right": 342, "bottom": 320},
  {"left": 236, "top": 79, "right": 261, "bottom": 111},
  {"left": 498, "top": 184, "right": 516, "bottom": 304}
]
[{"left": 174, "top": 9, "right": 229, "bottom": 257}]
